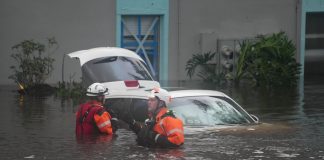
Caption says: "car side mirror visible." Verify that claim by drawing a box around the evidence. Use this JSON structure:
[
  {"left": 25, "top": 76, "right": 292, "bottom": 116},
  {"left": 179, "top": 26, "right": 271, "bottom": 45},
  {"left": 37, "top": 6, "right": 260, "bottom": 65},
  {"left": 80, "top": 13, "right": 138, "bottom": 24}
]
[{"left": 250, "top": 114, "right": 259, "bottom": 123}]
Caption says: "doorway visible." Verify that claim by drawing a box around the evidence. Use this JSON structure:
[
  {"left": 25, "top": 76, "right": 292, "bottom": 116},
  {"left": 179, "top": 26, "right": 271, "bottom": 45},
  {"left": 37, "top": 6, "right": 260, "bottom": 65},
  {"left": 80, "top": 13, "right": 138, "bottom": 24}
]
[
  {"left": 305, "top": 12, "right": 324, "bottom": 82},
  {"left": 121, "top": 15, "right": 160, "bottom": 80}
]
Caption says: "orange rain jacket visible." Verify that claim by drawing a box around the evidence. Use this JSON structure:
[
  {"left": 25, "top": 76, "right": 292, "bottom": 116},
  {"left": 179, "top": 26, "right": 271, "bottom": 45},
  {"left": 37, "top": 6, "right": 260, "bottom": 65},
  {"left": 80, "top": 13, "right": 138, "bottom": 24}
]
[
  {"left": 152, "top": 107, "right": 184, "bottom": 147},
  {"left": 76, "top": 100, "right": 113, "bottom": 136}
]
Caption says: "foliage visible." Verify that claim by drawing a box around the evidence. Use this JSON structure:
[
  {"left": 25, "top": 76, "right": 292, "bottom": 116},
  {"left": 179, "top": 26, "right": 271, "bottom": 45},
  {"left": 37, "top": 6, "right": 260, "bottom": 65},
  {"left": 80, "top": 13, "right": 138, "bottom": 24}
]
[
  {"left": 185, "top": 52, "right": 227, "bottom": 84},
  {"left": 231, "top": 40, "right": 254, "bottom": 82},
  {"left": 9, "top": 38, "right": 58, "bottom": 88},
  {"left": 185, "top": 52, "right": 216, "bottom": 78},
  {"left": 185, "top": 32, "right": 301, "bottom": 87},
  {"left": 55, "top": 81, "right": 86, "bottom": 100},
  {"left": 243, "top": 32, "right": 301, "bottom": 87}
]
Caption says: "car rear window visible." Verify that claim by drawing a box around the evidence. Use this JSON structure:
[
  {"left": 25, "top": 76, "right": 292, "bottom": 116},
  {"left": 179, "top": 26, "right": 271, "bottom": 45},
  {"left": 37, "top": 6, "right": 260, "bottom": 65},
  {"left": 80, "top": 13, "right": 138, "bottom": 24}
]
[{"left": 82, "top": 56, "right": 153, "bottom": 85}]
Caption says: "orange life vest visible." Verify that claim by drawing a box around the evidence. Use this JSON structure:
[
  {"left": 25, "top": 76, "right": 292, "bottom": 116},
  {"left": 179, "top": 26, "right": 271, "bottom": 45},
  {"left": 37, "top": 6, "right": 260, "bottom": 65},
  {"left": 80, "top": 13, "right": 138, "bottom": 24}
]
[{"left": 153, "top": 108, "right": 184, "bottom": 146}]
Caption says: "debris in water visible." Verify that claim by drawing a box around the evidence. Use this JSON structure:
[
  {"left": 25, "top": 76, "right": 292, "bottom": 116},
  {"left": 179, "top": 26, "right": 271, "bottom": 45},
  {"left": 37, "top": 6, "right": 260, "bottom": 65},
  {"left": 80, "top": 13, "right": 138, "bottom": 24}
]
[
  {"left": 24, "top": 155, "right": 35, "bottom": 159},
  {"left": 253, "top": 150, "right": 264, "bottom": 154},
  {"left": 276, "top": 153, "right": 300, "bottom": 158}
]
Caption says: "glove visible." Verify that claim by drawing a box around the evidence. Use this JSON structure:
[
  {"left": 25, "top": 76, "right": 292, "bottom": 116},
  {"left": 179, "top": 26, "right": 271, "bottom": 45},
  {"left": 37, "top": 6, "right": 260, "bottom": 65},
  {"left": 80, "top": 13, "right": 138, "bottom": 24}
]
[
  {"left": 129, "top": 120, "right": 142, "bottom": 134},
  {"left": 145, "top": 119, "right": 156, "bottom": 129},
  {"left": 136, "top": 126, "right": 157, "bottom": 147},
  {"left": 111, "top": 118, "right": 119, "bottom": 133}
]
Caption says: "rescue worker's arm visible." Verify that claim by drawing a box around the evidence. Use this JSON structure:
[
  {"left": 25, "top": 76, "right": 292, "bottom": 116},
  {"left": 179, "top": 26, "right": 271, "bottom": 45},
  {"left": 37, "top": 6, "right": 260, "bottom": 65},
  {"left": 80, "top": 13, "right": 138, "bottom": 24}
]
[
  {"left": 139, "top": 127, "right": 181, "bottom": 148},
  {"left": 152, "top": 132, "right": 180, "bottom": 148},
  {"left": 106, "top": 108, "right": 119, "bottom": 133},
  {"left": 93, "top": 109, "right": 114, "bottom": 135},
  {"left": 136, "top": 125, "right": 179, "bottom": 147}
]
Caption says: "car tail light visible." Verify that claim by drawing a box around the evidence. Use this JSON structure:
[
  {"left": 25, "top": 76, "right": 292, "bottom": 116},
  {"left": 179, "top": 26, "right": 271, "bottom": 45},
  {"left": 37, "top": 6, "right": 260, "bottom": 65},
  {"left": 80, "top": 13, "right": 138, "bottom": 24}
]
[{"left": 124, "top": 80, "right": 139, "bottom": 88}]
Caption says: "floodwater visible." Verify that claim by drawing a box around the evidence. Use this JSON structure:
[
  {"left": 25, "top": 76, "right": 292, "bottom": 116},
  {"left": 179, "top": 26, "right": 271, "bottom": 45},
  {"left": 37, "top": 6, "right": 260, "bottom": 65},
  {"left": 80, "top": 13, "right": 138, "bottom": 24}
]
[{"left": 1, "top": 76, "right": 324, "bottom": 160}]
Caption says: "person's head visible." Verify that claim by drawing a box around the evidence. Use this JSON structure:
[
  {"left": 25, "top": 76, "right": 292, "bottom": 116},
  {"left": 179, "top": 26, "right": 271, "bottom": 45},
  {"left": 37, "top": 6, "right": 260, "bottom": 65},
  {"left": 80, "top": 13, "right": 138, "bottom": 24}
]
[
  {"left": 86, "top": 83, "right": 109, "bottom": 104},
  {"left": 147, "top": 88, "right": 170, "bottom": 114}
]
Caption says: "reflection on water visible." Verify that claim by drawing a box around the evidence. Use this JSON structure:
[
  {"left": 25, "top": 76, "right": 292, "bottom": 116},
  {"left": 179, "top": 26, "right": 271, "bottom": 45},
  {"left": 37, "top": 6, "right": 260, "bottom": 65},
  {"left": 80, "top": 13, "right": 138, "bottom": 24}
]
[{"left": 1, "top": 76, "right": 324, "bottom": 159}]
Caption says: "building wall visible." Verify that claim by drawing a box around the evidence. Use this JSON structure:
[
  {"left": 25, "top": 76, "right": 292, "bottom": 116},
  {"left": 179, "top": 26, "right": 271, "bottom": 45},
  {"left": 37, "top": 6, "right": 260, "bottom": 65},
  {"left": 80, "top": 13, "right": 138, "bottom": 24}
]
[
  {"left": 168, "top": 0, "right": 298, "bottom": 81},
  {"left": 0, "top": 0, "right": 116, "bottom": 85},
  {"left": 0, "top": 0, "right": 298, "bottom": 85}
]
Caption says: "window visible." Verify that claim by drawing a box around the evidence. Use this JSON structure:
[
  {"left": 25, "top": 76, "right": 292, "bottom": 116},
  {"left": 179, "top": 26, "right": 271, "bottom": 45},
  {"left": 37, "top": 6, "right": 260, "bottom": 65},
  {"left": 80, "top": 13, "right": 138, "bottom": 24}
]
[
  {"left": 306, "top": 12, "right": 324, "bottom": 50},
  {"left": 82, "top": 56, "right": 153, "bottom": 86}
]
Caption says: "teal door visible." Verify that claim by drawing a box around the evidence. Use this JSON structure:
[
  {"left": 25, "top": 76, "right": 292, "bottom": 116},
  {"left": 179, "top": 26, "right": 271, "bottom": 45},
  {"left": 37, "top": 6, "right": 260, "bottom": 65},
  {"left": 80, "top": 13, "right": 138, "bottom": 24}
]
[{"left": 121, "top": 15, "right": 160, "bottom": 80}]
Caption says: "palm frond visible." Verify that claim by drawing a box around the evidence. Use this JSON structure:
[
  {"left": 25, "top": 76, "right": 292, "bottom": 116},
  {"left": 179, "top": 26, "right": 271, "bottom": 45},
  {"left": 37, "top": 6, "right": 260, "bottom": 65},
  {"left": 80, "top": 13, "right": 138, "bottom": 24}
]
[{"left": 185, "top": 52, "right": 216, "bottom": 78}]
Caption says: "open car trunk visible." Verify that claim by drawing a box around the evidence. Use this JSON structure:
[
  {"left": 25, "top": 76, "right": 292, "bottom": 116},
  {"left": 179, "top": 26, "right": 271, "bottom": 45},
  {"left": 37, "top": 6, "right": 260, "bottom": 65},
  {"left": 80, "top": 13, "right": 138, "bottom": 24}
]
[{"left": 67, "top": 47, "right": 160, "bottom": 91}]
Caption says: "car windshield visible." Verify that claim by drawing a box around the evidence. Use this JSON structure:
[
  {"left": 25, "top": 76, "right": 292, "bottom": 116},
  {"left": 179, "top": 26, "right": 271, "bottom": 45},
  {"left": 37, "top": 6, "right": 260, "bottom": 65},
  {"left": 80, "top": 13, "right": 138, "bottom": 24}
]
[
  {"left": 81, "top": 56, "right": 153, "bottom": 85},
  {"left": 168, "top": 96, "right": 252, "bottom": 126}
]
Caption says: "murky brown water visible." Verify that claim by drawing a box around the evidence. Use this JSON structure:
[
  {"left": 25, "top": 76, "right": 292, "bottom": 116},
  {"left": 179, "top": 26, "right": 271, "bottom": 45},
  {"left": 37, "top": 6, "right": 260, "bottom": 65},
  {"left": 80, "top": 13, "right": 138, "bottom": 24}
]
[{"left": 1, "top": 76, "right": 324, "bottom": 159}]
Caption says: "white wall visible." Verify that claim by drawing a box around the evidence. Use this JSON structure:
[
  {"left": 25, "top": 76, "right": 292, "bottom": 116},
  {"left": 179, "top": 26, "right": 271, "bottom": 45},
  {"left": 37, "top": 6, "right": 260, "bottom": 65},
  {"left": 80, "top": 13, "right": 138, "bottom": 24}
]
[
  {"left": 168, "top": 0, "right": 298, "bottom": 81},
  {"left": 0, "top": 0, "right": 116, "bottom": 85},
  {"left": 0, "top": 0, "right": 298, "bottom": 84}
]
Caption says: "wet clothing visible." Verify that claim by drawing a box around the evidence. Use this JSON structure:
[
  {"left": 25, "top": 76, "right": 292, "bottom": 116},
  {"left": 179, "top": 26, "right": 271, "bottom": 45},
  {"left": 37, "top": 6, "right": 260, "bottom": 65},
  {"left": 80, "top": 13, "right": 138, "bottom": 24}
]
[
  {"left": 76, "top": 100, "right": 115, "bottom": 136},
  {"left": 135, "top": 107, "right": 184, "bottom": 148}
]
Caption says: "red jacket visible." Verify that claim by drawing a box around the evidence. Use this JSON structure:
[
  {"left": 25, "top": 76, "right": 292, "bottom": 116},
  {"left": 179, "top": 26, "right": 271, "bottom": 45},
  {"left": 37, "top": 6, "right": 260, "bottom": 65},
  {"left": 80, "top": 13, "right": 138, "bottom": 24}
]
[{"left": 75, "top": 100, "right": 113, "bottom": 136}]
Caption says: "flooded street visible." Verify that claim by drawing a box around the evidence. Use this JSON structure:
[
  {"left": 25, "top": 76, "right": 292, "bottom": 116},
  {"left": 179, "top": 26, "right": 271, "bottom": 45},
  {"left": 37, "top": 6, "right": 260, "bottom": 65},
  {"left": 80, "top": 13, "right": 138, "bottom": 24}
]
[{"left": 1, "top": 77, "right": 324, "bottom": 159}]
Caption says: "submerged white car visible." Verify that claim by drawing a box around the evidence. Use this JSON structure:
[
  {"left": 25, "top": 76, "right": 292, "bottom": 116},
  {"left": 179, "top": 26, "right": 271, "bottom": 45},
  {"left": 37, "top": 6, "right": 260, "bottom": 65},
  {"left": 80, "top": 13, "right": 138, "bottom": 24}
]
[
  {"left": 68, "top": 47, "right": 160, "bottom": 91},
  {"left": 169, "top": 90, "right": 259, "bottom": 125},
  {"left": 106, "top": 89, "right": 259, "bottom": 126}
]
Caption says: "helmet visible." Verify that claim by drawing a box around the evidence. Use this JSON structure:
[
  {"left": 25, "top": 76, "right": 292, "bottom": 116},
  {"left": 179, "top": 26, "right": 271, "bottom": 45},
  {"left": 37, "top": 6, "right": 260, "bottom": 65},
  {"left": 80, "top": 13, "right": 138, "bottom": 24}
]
[
  {"left": 148, "top": 87, "right": 171, "bottom": 104},
  {"left": 86, "top": 83, "right": 109, "bottom": 96}
]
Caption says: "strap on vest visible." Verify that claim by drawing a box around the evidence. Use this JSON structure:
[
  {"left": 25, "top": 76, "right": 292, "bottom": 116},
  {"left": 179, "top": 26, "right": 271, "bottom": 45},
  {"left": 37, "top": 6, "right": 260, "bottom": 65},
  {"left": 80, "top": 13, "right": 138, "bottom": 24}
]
[
  {"left": 160, "top": 110, "right": 176, "bottom": 119},
  {"left": 79, "top": 104, "right": 95, "bottom": 123}
]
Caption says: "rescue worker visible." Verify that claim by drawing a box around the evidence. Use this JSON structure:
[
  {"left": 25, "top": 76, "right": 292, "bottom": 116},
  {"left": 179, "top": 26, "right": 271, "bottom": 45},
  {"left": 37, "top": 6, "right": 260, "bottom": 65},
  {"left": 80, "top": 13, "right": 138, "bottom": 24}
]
[
  {"left": 75, "top": 83, "right": 118, "bottom": 137},
  {"left": 130, "top": 88, "right": 184, "bottom": 148}
]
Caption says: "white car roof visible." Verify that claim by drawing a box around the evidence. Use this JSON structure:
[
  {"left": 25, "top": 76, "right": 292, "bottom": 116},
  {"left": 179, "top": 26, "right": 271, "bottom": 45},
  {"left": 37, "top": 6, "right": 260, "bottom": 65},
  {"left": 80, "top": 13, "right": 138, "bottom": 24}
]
[
  {"left": 67, "top": 47, "right": 143, "bottom": 66},
  {"left": 169, "top": 90, "right": 228, "bottom": 98},
  {"left": 106, "top": 89, "right": 228, "bottom": 99}
]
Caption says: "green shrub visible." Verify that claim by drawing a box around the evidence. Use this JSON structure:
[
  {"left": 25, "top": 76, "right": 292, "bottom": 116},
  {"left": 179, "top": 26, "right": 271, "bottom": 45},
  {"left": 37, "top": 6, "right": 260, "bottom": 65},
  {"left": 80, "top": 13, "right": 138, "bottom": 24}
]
[
  {"left": 185, "top": 32, "right": 301, "bottom": 87},
  {"left": 9, "top": 38, "right": 58, "bottom": 89},
  {"left": 243, "top": 32, "right": 301, "bottom": 87}
]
